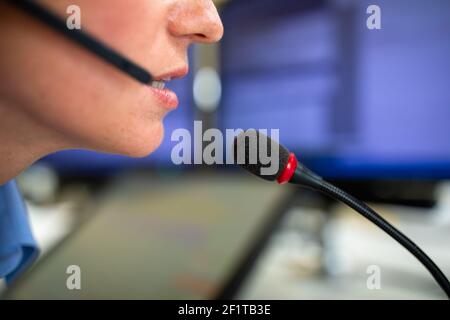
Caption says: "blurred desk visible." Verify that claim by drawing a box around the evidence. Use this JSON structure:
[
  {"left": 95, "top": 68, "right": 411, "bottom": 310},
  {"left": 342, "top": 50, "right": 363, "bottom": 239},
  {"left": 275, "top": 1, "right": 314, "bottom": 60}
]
[{"left": 5, "top": 172, "right": 291, "bottom": 299}]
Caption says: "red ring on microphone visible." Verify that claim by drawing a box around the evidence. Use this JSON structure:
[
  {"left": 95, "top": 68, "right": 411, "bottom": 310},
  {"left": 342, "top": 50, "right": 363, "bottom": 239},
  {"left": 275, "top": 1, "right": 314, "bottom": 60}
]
[{"left": 277, "top": 153, "right": 298, "bottom": 184}]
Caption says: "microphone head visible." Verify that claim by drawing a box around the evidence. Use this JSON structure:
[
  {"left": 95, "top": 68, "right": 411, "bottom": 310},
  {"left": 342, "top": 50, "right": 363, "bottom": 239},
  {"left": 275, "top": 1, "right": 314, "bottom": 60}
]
[{"left": 233, "top": 130, "right": 291, "bottom": 181}]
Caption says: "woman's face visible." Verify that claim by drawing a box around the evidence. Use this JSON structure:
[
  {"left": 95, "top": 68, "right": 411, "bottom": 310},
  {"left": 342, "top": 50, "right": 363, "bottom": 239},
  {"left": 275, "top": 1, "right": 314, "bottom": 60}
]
[{"left": 0, "top": 0, "right": 223, "bottom": 157}]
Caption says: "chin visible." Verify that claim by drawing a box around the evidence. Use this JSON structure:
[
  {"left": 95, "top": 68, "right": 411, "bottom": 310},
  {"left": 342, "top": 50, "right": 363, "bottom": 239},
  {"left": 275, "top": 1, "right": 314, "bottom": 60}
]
[{"left": 118, "top": 122, "right": 165, "bottom": 158}]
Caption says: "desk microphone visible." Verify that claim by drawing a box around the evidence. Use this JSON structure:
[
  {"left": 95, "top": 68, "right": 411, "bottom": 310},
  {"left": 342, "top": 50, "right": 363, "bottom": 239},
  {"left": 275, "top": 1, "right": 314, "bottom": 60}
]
[{"left": 233, "top": 129, "right": 450, "bottom": 298}]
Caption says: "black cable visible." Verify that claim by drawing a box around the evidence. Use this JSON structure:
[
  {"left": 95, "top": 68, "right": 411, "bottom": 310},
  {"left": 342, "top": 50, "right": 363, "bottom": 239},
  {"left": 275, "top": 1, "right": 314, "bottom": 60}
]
[
  {"left": 306, "top": 176, "right": 450, "bottom": 298},
  {"left": 5, "top": 0, "right": 153, "bottom": 84}
]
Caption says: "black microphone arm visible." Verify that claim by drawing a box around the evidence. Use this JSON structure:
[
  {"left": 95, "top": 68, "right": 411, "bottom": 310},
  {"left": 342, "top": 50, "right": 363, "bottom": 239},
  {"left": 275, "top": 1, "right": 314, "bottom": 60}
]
[
  {"left": 292, "top": 163, "right": 450, "bottom": 299},
  {"left": 5, "top": 0, "right": 154, "bottom": 84}
]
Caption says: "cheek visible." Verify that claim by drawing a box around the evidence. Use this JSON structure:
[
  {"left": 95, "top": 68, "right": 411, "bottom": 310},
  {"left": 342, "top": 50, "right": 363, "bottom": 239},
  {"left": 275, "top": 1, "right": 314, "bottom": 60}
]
[
  {"left": 118, "top": 117, "right": 165, "bottom": 158},
  {"left": 77, "top": 0, "right": 166, "bottom": 66},
  {"left": 103, "top": 92, "right": 167, "bottom": 157},
  {"left": 63, "top": 86, "right": 168, "bottom": 157},
  {"left": 2, "top": 0, "right": 171, "bottom": 158},
  {"left": 18, "top": 63, "right": 167, "bottom": 158}
]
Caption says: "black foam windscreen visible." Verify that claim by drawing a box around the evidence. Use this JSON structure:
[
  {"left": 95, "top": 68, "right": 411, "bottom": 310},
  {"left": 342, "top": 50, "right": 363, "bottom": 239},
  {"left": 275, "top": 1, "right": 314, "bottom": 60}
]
[{"left": 233, "top": 130, "right": 290, "bottom": 181}]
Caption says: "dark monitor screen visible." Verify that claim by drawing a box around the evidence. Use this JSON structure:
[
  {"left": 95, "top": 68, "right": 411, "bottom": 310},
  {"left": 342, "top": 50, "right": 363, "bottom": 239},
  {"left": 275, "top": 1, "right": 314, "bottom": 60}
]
[{"left": 220, "top": 0, "right": 450, "bottom": 179}]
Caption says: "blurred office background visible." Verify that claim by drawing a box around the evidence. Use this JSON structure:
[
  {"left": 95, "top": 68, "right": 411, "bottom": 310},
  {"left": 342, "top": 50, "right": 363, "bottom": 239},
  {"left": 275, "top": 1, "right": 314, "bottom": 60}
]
[{"left": 2, "top": 0, "right": 450, "bottom": 299}]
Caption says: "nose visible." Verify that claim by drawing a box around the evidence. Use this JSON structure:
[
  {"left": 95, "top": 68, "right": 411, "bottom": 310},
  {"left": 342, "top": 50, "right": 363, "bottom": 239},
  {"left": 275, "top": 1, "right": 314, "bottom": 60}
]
[{"left": 168, "top": 0, "right": 224, "bottom": 44}]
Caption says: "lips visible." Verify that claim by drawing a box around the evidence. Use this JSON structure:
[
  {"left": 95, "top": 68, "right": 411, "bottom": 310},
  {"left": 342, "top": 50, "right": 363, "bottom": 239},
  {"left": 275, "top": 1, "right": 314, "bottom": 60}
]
[
  {"left": 148, "top": 66, "right": 189, "bottom": 110},
  {"left": 154, "top": 66, "right": 189, "bottom": 82},
  {"left": 148, "top": 86, "right": 179, "bottom": 110}
]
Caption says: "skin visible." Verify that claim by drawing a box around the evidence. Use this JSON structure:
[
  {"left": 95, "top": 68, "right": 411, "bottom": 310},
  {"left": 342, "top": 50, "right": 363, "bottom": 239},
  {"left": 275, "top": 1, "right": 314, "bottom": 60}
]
[{"left": 0, "top": 0, "right": 223, "bottom": 184}]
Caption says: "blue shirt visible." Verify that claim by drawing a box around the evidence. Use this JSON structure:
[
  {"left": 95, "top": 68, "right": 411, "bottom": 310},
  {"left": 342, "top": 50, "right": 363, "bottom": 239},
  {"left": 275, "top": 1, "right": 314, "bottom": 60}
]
[{"left": 0, "top": 180, "right": 39, "bottom": 284}]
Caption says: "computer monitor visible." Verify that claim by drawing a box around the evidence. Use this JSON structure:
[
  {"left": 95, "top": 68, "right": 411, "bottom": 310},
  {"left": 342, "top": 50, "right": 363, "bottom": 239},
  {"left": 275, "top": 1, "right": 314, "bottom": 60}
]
[{"left": 220, "top": 0, "right": 450, "bottom": 179}]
